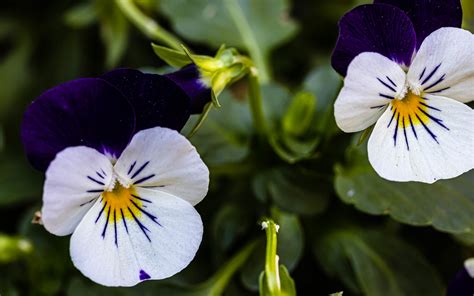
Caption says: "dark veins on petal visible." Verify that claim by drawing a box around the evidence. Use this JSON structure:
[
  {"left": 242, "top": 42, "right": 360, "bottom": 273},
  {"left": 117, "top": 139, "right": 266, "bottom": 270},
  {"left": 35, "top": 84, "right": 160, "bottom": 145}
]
[
  {"left": 101, "top": 68, "right": 192, "bottom": 132},
  {"left": 375, "top": 0, "right": 462, "bottom": 48},
  {"left": 331, "top": 4, "right": 417, "bottom": 76},
  {"left": 21, "top": 78, "right": 135, "bottom": 172}
]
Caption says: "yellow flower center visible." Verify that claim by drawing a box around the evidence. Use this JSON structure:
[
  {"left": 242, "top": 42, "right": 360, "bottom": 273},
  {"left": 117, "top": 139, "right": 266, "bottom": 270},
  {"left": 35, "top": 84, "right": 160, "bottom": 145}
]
[
  {"left": 102, "top": 183, "right": 143, "bottom": 222},
  {"left": 391, "top": 91, "right": 429, "bottom": 128}
]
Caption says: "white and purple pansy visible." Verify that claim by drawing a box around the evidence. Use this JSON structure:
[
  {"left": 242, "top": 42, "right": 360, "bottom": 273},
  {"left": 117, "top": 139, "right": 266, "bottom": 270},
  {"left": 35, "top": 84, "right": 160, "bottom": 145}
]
[
  {"left": 332, "top": 0, "right": 474, "bottom": 183},
  {"left": 447, "top": 258, "right": 474, "bottom": 296},
  {"left": 21, "top": 67, "right": 211, "bottom": 286}
]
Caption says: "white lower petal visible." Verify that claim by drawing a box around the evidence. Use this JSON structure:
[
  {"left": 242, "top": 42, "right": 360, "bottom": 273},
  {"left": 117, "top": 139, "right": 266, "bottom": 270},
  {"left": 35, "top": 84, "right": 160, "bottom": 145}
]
[
  {"left": 42, "top": 147, "right": 113, "bottom": 236},
  {"left": 335, "top": 52, "right": 407, "bottom": 133},
  {"left": 408, "top": 28, "right": 474, "bottom": 103},
  {"left": 114, "top": 127, "right": 209, "bottom": 206},
  {"left": 368, "top": 94, "right": 474, "bottom": 183},
  {"left": 70, "top": 187, "right": 202, "bottom": 287}
]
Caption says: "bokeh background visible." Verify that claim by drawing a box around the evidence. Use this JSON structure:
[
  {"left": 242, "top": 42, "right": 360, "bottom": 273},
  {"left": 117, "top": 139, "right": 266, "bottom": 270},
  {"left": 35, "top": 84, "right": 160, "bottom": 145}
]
[{"left": 0, "top": 0, "right": 473, "bottom": 295}]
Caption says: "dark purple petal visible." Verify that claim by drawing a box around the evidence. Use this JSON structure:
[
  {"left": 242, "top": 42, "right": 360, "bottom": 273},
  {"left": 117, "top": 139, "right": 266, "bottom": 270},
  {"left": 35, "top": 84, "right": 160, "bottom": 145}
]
[
  {"left": 374, "top": 0, "right": 462, "bottom": 48},
  {"left": 164, "top": 65, "right": 212, "bottom": 114},
  {"left": 331, "top": 4, "right": 417, "bottom": 76},
  {"left": 447, "top": 267, "right": 474, "bottom": 296},
  {"left": 101, "top": 68, "right": 191, "bottom": 132},
  {"left": 21, "top": 78, "right": 135, "bottom": 171}
]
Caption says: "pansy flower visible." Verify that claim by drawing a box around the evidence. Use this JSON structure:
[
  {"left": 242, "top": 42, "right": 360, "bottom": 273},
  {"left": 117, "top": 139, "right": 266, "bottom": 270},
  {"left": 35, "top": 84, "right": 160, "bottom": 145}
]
[
  {"left": 447, "top": 258, "right": 474, "bottom": 296},
  {"left": 21, "top": 68, "right": 210, "bottom": 286},
  {"left": 332, "top": 0, "right": 474, "bottom": 183}
]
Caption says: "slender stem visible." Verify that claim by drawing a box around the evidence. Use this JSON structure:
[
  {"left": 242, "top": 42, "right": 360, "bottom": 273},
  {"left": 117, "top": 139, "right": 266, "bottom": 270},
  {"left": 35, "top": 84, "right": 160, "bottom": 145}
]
[
  {"left": 115, "top": 0, "right": 183, "bottom": 51},
  {"left": 201, "top": 240, "right": 259, "bottom": 296},
  {"left": 224, "top": 0, "right": 271, "bottom": 83},
  {"left": 248, "top": 72, "right": 268, "bottom": 136},
  {"left": 263, "top": 220, "right": 281, "bottom": 294}
]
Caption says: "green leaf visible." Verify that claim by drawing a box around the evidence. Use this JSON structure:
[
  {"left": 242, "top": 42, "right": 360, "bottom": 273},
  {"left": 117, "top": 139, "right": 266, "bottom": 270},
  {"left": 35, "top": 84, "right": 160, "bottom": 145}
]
[
  {"left": 0, "top": 21, "right": 32, "bottom": 119},
  {"left": 240, "top": 210, "right": 303, "bottom": 291},
  {"left": 302, "top": 64, "right": 341, "bottom": 134},
  {"left": 160, "top": 0, "right": 298, "bottom": 81},
  {"left": 64, "top": 2, "right": 98, "bottom": 28},
  {"left": 152, "top": 44, "right": 191, "bottom": 68},
  {"left": 335, "top": 141, "right": 474, "bottom": 234},
  {"left": 278, "top": 265, "right": 297, "bottom": 296},
  {"left": 259, "top": 266, "right": 295, "bottom": 296},
  {"left": 314, "top": 228, "right": 443, "bottom": 296},
  {"left": 261, "top": 83, "right": 292, "bottom": 127},
  {"left": 186, "top": 90, "right": 252, "bottom": 166},
  {"left": 0, "top": 156, "right": 42, "bottom": 207},
  {"left": 255, "top": 167, "right": 330, "bottom": 215},
  {"left": 212, "top": 204, "right": 252, "bottom": 251},
  {"left": 282, "top": 91, "right": 316, "bottom": 137},
  {"left": 97, "top": 0, "right": 130, "bottom": 68}
]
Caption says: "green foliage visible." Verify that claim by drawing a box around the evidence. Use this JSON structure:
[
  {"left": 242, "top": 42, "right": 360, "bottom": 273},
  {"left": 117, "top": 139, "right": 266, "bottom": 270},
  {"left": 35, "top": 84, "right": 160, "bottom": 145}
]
[
  {"left": 335, "top": 141, "right": 474, "bottom": 234},
  {"left": 0, "top": 156, "right": 43, "bottom": 207},
  {"left": 160, "top": 0, "right": 298, "bottom": 81},
  {"left": 314, "top": 228, "right": 443, "bottom": 296},
  {"left": 65, "top": 0, "right": 130, "bottom": 68}
]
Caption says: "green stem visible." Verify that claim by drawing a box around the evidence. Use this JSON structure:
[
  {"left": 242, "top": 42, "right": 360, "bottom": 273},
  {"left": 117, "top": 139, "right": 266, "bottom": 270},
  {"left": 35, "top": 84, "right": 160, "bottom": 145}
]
[
  {"left": 115, "top": 0, "right": 183, "bottom": 50},
  {"left": 201, "top": 240, "right": 259, "bottom": 295},
  {"left": 224, "top": 0, "right": 271, "bottom": 83},
  {"left": 263, "top": 220, "right": 281, "bottom": 294},
  {"left": 248, "top": 73, "right": 268, "bottom": 136}
]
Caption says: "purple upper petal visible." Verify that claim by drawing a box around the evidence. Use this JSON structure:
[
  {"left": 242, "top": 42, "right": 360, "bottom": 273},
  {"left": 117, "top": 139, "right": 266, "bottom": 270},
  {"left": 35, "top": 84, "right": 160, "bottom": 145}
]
[
  {"left": 101, "top": 68, "right": 191, "bottom": 131},
  {"left": 164, "top": 65, "right": 212, "bottom": 114},
  {"left": 331, "top": 4, "right": 417, "bottom": 76},
  {"left": 21, "top": 78, "right": 135, "bottom": 171},
  {"left": 447, "top": 267, "right": 474, "bottom": 296},
  {"left": 374, "top": 0, "right": 462, "bottom": 48}
]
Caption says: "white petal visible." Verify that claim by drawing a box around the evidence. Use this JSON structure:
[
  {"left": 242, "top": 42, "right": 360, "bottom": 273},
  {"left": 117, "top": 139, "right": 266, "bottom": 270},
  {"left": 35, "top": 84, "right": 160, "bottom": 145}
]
[
  {"left": 335, "top": 52, "right": 407, "bottom": 133},
  {"left": 42, "top": 147, "right": 113, "bottom": 236},
  {"left": 114, "top": 127, "right": 209, "bottom": 206},
  {"left": 464, "top": 258, "right": 474, "bottom": 278},
  {"left": 368, "top": 94, "right": 474, "bottom": 183},
  {"left": 70, "top": 187, "right": 202, "bottom": 287},
  {"left": 408, "top": 28, "right": 474, "bottom": 103}
]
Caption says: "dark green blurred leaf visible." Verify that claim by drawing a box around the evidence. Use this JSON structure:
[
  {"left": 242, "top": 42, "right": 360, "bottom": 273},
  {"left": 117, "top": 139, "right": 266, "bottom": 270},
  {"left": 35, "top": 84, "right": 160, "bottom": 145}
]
[
  {"left": 98, "top": 0, "right": 130, "bottom": 68},
  {"left": 64, "top": 2, "right": 98, "bottom": 28},
  {"left": 255, "top": 167, "right": 330, "bottom": 215},
  {"left": 0, "top": 21, "right": 32, "bottom": 119},
  {"left": 261, "top": 83, "right": 292, "bottom": 128},
  {"left": 302, "top": 64, "right": 341, "bottom": 134},
  {"left": 335, "top": 141, "right": 474, "bottom": 234},
  {"left": 212, "top": 204, "right": 251, "bottom": 251},
  {"left": 453, "top": 232, "right": 474, "bottom": 247},
  {"left": 0, "top": 156, "right": 42, "bottom": 206},
  {"left": 19, "top": 208, "right": 70, "bottom": 295},
  {"left": 64, "top": 0, "right": 129, "bottom": 68},
  {"left": 314, "top": 228, "right": 443, "bottom": 296},
  {"left": 187, "top": 90, "right": 252, "bottom": 166}
]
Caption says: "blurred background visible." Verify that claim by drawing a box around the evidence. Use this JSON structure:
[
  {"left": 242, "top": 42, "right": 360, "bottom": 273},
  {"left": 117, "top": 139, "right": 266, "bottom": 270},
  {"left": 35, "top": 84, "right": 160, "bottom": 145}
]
[{"left": 0, "top": 0, "right": 473, "bottom": 295}]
